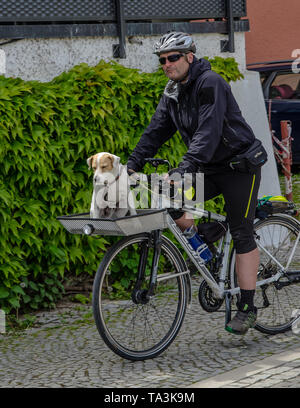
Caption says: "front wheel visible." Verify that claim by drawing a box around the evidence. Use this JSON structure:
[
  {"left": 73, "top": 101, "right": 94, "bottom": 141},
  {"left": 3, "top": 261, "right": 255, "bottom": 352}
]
[
  {"left": 230, "top": 215, "right": 300, "bottom": 335},
  {"left": 92, "top": 233, "right": 188, "bottom": 360}
]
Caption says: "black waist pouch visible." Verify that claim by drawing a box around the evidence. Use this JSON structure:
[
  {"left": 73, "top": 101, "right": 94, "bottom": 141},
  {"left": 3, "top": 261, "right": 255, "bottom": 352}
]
[{"left": 228, "top": 139, "right": 268, "bottom": 173}]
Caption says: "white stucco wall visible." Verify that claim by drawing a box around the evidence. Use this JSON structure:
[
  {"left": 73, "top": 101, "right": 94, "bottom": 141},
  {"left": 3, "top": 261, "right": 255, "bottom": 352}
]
[
  {"left": 0, "top": 32, "right": 246, "bottom": 82},
  {"left": 231, "top": 71, "right": 281, "bottom": 197}
]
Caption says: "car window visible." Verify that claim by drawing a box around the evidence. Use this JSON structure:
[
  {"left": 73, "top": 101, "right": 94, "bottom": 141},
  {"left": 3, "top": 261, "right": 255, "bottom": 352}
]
[
  {"left": 269, "top": 71, "right": 300, "bottom": 99},
  {"left": 260, "top": 73, "right": 267, "bottom": 85}
]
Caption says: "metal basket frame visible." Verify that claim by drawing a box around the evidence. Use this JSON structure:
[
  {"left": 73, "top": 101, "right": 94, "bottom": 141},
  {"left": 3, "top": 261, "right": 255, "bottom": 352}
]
[{"left": 57, "top": 209, "right": 168, "bottom": 236}]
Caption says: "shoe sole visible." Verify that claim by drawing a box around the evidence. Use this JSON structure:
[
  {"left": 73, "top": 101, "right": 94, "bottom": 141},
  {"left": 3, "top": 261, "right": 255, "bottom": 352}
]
[{"left": 225, "top": 325, "right": 248, "bottom": 335}]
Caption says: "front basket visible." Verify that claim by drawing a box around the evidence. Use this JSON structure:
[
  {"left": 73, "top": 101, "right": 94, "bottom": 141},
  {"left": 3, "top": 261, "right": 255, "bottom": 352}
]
[{"left": 57, "top": 209, "right": 168, "bottom": 236}]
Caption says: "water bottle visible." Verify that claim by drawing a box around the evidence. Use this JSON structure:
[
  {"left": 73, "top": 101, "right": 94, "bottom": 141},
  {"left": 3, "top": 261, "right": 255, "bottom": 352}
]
[{"left": 183, "top": 226, "right": 213, "bottom": 263}]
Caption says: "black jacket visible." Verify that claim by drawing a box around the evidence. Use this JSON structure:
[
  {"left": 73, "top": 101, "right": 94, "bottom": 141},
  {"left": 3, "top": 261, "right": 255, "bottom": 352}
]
[{"left": 127, "top": 57, "right": 255, "bottom": 174}]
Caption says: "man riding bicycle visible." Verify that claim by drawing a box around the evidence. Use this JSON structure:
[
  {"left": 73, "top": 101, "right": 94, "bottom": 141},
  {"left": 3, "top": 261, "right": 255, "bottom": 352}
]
[{"left": 127, "top": 32, "right": 267, "bottom": 335}]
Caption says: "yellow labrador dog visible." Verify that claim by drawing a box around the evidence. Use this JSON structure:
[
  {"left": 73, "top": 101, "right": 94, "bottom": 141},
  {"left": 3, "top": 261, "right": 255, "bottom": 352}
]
[{"left": 87, "top": 152, "right": 136, "bottom": 218}]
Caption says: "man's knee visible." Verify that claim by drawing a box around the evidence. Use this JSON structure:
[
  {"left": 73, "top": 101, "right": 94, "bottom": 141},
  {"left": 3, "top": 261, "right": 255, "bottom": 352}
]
[{"left": 230, "top": 228, "right": 257, "bottom": 254}]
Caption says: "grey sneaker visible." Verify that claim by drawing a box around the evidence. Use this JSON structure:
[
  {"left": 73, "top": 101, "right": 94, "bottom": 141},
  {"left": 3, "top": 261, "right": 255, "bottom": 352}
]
[{"left": 225, "top": 306, "right": 257, "bottom": 335}]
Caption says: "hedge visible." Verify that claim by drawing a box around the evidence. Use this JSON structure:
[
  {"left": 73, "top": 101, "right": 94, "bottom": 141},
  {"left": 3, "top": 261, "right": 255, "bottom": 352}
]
[{"left": 0, "top": 56, "right": 243, "bottom": 314}]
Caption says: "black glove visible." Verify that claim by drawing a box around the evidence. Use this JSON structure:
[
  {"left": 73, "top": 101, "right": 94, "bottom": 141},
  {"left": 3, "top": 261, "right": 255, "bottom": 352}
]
[
  {"left": 126, "top": 168, "right": 141, "bottom": 187},
  {"left": 168, "top": 167, "right": 185, "bottom": 178},
  {"left": 127, "top": 168, "right": 136, "bottom": 175}
]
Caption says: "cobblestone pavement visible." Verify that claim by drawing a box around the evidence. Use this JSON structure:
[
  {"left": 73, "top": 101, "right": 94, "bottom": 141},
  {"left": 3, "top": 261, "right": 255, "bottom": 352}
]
[{"left": 1, "top": 278, "right": 300, "bottom": 388}]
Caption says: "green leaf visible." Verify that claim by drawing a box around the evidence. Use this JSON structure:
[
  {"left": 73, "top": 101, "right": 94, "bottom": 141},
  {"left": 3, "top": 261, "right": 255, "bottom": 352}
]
[
  {"left": 29, "top": 281, "right": 39, "bottom": 291},
  {"left": 11, "top": 285, "right": 26, "bottom": 296},
  {"left": 0, "top": 189, "right": 11, "bottom": 205},
  {"left": 0, "top": 287, "right": 9, "bottom": 299},
  {"left": 51, "top": 286, "right": 59, "bottom": 295},
  {"left": 8, "top": 297, "right": 21, "bottom": 308},
  {"left": 23, "top": 295, "right": 31, "bottom": 304}
]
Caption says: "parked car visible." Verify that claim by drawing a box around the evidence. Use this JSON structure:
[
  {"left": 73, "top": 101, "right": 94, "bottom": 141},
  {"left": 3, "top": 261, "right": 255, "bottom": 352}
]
[{"left": 247, "top": 60, "right": 300, "bottom": 164}]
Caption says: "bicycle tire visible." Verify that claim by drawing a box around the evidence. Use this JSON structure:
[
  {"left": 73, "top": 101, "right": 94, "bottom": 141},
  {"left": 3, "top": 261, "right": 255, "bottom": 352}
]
[
  {"left": 92, "top": 233, "right": 188, "bottom": 361},
  {"left": 229, "top": 215, "right": 300, "bottom": 335}
]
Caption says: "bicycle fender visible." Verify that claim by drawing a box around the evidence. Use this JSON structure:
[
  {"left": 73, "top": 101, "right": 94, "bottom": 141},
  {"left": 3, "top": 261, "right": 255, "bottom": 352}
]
[{"left": 184, "top": 273, "right": 192, "bottom": 308}]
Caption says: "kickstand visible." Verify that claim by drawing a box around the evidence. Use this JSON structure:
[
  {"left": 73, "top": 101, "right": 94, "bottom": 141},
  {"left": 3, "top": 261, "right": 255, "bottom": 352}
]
[{"left": 225, "top": 292, "right": 232, "bottom": 327}]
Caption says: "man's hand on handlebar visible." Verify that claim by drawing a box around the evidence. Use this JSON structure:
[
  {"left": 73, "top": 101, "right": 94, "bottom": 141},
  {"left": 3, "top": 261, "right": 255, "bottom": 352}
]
[
  {"left": 164, "top": 167, "right": 184, "bottom": 185},
  {"left": 163, "top": 168, "right": 184, "bottom": 199},
  {"left": 127, "top": 168, "right": 141, "bottom": 182}
]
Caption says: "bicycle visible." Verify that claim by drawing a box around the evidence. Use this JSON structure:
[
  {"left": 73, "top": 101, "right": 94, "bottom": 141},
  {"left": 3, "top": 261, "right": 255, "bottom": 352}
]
[{"left": 57, "top": 158, "right": 300, "bottom": 361}]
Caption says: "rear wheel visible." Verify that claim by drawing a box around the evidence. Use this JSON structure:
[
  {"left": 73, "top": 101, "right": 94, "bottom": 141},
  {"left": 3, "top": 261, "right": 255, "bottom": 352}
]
[
  {"left": 230, "top": 215, "right": 300, "bottom": 334},
  {"left": 92, "top": 233, "right": 188, "bottom": 360}
]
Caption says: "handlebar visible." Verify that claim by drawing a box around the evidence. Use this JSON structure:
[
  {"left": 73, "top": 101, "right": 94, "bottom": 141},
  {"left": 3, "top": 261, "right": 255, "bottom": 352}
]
[{"left": 144, "top": 158, "right": 171, "bottom": 171}]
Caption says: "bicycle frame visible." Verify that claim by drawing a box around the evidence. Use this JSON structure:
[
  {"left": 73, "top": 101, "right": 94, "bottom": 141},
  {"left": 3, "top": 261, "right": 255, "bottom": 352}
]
[{"left": 166, "top": 208, "right": 225, "bottom": 300}]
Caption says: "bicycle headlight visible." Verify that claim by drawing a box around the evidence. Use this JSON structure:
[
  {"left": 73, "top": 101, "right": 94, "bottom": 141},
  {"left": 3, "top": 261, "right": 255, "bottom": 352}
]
[{"left": 83, "top": 224, "right": 94, "bottom": 235}]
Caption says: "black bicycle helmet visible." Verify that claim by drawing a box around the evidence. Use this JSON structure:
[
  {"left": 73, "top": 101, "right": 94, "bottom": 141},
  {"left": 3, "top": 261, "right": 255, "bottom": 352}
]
[{"left": 153, "top": 32, "right": 196, "bottom": 55}]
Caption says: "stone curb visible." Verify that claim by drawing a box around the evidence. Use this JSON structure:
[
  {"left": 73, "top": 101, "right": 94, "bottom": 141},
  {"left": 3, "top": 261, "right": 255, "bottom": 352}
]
[{"left": 189, "top": 347, "right": 300, "bottom": 388}]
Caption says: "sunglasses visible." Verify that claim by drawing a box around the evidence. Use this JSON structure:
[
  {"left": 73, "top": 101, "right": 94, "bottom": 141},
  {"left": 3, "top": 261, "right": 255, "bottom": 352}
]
[{"left": 159, "top": 53, "right": 184, "bottom": 65}]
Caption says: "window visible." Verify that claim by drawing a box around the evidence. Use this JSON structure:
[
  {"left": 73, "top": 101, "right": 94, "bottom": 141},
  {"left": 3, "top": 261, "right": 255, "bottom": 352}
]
[{"left": 269, "top": 71, "right": 300, "bottom": 99}]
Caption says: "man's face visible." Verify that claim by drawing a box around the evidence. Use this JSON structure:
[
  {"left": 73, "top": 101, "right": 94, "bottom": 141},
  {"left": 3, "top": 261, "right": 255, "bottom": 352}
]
[{"left": 159, "top": 51, "right": 193, "bottom": 82}]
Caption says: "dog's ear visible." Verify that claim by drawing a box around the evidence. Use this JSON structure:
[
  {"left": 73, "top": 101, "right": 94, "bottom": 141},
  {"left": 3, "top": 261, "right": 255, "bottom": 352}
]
[
  {"left": 87, "top": 155, "right": 94, "bottom": 170},
  {"left": 112, "top": 154, "right": 120, "bottom": 169}
]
